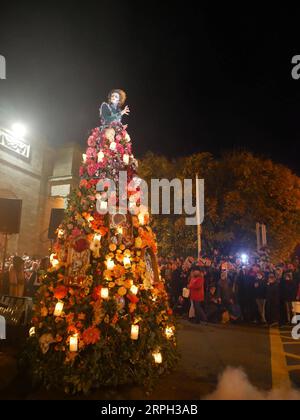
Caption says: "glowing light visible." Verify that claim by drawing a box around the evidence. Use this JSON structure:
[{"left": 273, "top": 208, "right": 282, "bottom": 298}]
[
  {"left": 165, "top": 326, "right": 174, "bottom": 339},
  {"left": 131, "top": 325, "right": 139, "bottom": 340},
  {"left": 153, "top": 351, "right": 162, "bottom": 364},
  {"left": 123, "top": 256, "right": 131, "bottom": 269},
  {"left": 12, "top": 123, "right": 26, "bottom": 138},
  {"left": 94, "top": 234, "right": 102, "bottom": 242},
  {"left": 107, "top": 259, "right": 115, "bottom": 270},
  {"left": 69, "top": 334, "right": 78, "bottom": 352},
  {"left": 29, "top": 327, "right": 35, "bottom": 337},
  {"left": 117, "top": 226, "right": 123, "bottom": 235},
  {"left": 54, "top": 301, "right": 64, "bottom": 317},
  {"left": 82, "top": 153, "right": 87, "bottom": 163},
  {"left": 138, "top": 213, "right": 145, "bottom": 225},
  {"left": 101, "top": 288, "right": 109, "bottom": 300},
  {"left": 130, "top": 285, "right": 138, "bottom": 295},
  {"left": 50, "top": 254, "right": 59, "bottom": 268},
  {"left": 241, "top": 254, "right": 249, "bottom": 265}
]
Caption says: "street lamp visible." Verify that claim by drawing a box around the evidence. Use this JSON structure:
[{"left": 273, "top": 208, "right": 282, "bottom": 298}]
[{"left": 11, "top": 123, "right": 26, "bottom": 139}]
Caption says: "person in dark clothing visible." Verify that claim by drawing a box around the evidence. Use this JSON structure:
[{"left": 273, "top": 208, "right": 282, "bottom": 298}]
[
  {"left": 254, "top": 272, "right": 267, "bottom": 324},
  {"left": 205, "top": 284, "right": 222, "bottom": 323},
  {"left": 282, "top": 272, "right": 298, "bottom": 324},
  {"left": 169, "top": 265, "right": 183, "bottom": 311},
  {"left": 266, "top": 273, "right": 280, "bottom": 326}
]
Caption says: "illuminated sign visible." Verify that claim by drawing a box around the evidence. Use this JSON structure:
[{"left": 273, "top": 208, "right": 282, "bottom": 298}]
[{"left": 0, "top": 129, "right": 30, "bottom": 159}]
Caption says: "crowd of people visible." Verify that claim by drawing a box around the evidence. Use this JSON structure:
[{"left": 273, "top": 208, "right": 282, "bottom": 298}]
[
  {"left": 1, "top": 248, "right": 300, "bottom": 328},
  {"left": 159, "top": 249, "right": 300, "bottom": 327},
  {"left": 0, "top": 253, "right": 50, "bottom": 298}
]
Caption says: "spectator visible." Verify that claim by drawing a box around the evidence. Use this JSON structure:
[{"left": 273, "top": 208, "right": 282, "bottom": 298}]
[{"left": 188, "top": 268, "right": 207, "bottom": 324}]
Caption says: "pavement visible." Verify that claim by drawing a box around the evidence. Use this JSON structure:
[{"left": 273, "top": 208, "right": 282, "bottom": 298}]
[{"left": 0, "top": 320, "right": 299, "bottom": 400}]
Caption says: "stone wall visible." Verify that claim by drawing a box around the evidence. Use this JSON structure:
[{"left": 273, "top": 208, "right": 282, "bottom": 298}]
[{"left": 0, "top": 128, "right": 83, "bottom": 258}]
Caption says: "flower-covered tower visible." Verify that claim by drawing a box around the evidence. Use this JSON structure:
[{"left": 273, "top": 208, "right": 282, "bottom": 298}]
[{"left": 26, "top": 90, "right": 178, "bottom": 394}]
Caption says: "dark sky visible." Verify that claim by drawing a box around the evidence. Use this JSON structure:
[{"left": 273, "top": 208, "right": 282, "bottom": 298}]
[{"left": 0, "top": 2, "right": 300, "bottom": 173}]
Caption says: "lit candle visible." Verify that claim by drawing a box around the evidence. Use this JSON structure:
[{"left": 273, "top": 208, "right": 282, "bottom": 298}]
[
  {"left": 123, "top": 154, "right": 130, "bottom": 165},
  {"left": 165, "top": 326, "right": 174, "bottom": 339},
  {"left": 123, "top": 256, "right": 131, "bottom": 269},
  {"left": 138, "top": 213, "right": 145, "bottom": 225},
  {"left": 100, "top": 201, "right": 108, "bottom": 211},
  {"left": 54, "top": 301, "right": 64, "bottom": 317},
  {"left": 50, "top": 254, "right": 59, "bottom": 268},
  {"left": 82, "top": 153, "right": 87, "bottom": 163},
  {"left": 131, "top": 325, "right": 139, "bottom": 340},
  {"left": 98, "top": 151, "right": 105, "bottom": 162},
  {"left": 117, "top": 226, "right": 123, "bottom": 235},
  {"left": 101, "top": 288, "right": 109, "bottom": 300},
  {"left": 110, "top": 141, "right": 117, "bottom": 151},
  {"left": 107, "top": 259, "right": 115, "bottom": 270},
  {"left": 130, "top": 285, "right": 138, "bottom": 295},
  {"left": 29, "top": 327, "right": 35, "bottom": 337},
  {"left": 70, "top": 334, "right": 78, "bottom": 352},
  {"left": 153, "top": 351, "right": 162, "bottom": 364}
]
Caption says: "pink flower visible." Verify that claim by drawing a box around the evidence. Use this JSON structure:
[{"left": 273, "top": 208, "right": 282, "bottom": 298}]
[
  {"left": 116, "top": 134, "right": 122, "bottom": 142},
  {"left": 87, "top": 136, "right": 96, "bottom": 147},
  {"left": 87, "top": 164, "right": 98, "bottom": 177},
  {"left": 79, "top": 167, "right": 85, "bottom": 177},
  {"left": 86, "top": 147, "right": 97, "bottom": 159}
]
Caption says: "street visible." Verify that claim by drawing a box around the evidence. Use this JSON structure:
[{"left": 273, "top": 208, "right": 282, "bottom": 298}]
[{"left": 1, "top": 320, "right": 300, "bottom": 400}]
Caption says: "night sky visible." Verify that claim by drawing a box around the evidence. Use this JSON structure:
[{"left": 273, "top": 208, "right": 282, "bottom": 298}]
[{"left": 0, "top": 3, "right": 300, "bottom": 173}]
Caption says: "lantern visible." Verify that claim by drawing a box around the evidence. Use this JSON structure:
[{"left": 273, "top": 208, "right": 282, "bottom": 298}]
[
  {"left": 54, "top": 301, "right": 64, "bottom": 317},
  {"left": 69, "top": 334, "right": 78, "bottom": 352},
  {"left": 130, "top": 285, "right": 138, "bottom": 295},
  {"left": 153, "top": 351, "right": 162, "bottom": 364},
  {"left": 131, "top": 325, "right": 139, "bottom": 340},
  {"left": 107, "top": 259, "right": 115, "bottom": 270},
  {"left": 138, "top": 213, "right": 145, "bottom": 225},
  {"left": 123, "top": 256, "right": 131, "bottom": 269},
  {"left": 101, "top": 288, "right": 109, "bottom": 300},
  {"left": 165, "top": 326, "right": 174, "bottom": 339}
]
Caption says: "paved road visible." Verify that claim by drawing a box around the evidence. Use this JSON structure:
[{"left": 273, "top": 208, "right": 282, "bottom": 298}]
[{"left": 0, "top": 320, "right": 278, "bottom": 400}]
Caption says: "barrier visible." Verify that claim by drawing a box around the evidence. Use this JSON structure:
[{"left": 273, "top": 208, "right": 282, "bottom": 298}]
[{"left": 0, "top": 295, "right": 33, "bottom": 326}]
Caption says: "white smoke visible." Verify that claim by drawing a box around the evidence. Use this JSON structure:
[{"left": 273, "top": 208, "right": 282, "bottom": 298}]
[{"left": 205, "top": 367, "right": 300, "bottom": 400}]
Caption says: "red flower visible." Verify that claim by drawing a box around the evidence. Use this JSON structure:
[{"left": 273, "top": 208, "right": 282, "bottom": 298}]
[
  {"left": 167, "top": 308, "right": 173, "bottom": 316},
  {"left": 92, "top": 285, "right": 102, "bottom": 301},
  {"left": 53, "top": 285, "right": 68, "bottom": 300},
  {"left": 127, "top": 294, "right": 139, "bottom": 304},
  {"left": 73, "top": 238, "right": 89, "bottom": 253},
  {"left": 80, "top": 179, "right": 88, "bottom": 189},
  {"left": 82, "top": 326, "right": 101, "bottom": 345}
]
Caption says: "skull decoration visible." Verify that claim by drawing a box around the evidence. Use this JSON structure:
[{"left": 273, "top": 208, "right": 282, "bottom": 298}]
[{"left": 39, "top": 333, "right": 55, "bottom": 354}]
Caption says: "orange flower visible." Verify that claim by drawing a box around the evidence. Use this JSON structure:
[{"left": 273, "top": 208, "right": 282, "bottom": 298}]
[
  {"left": 53, "top": 285, "right": 68, "bottom": 300},
  {"left": 82, "top": 327, "right": 101, "bottom": 345},
  {"left": 129, "top": 303, "right": 136, "bottom": 313},
  {"left": 113, "top": 265, "right": 126, "bottom": 278}
]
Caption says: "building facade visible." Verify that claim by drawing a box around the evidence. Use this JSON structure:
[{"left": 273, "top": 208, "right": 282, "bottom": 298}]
[{"left": 0, "top": 127, "right": 82, "bottom": 257}]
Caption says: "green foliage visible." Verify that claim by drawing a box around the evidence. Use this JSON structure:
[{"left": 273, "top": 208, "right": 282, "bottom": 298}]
[{"left": 139, "top": 151, "right": 300, "bottom": 261}]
